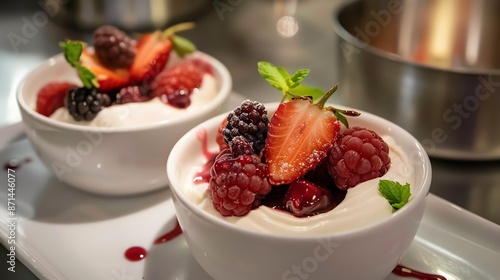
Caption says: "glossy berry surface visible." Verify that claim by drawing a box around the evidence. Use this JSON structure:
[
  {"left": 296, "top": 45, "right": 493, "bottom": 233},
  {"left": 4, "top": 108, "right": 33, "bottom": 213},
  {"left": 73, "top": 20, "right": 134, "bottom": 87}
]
[
  {"left": 209, "top": 149, "right": 271, "bottom": 217},
  {"left": 36, "top": 82, "right": 76, "bottom": 117},
  {"left": 222, "top": 100, "right": 268, "bottom": 154},
  {"left": 65, "top": 87, "right": 111, "bottom": 121},
  {"left": 115, "top": 85, "right": 150, "bottom": 104},
  {"left": 94, "top": 25, "right": 136, "bottom": 69},
  {"left": 151, "top": 61, "right": 208, "bottom": 108},
  {"left": 283, "top": 179, "right": 333, "bottom": 217},
  {"left": 228, "top": 136, "right": 254, "bottom": 156},
  {"left": 328, "top": 126, "right": 391, "bottom": 190},
  {"left": 265, "top": 97, "right": 340, "bottom": 185}
]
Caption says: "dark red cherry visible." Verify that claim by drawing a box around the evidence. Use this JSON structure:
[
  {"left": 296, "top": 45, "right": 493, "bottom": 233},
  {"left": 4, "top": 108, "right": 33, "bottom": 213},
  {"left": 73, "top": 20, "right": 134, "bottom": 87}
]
[{"left": 283, "top": 179, "right": 332, "bottom": 217}]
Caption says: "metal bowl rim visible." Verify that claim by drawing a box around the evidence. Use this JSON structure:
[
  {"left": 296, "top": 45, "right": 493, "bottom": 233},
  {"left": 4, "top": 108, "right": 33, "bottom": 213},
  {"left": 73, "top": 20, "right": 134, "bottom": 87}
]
[{"left": 331, "top": 0, "right": 500, "bottom": 76}]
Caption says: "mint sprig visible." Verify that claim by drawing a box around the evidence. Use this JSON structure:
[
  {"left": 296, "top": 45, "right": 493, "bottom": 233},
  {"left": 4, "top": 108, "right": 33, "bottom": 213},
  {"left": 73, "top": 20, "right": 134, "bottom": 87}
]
[
  {"left": 257, "top": 61, "right": 323, "bottom": 102},
  {"left": 257, "top": 61, "right": 360, "bottom": 127},
  {"left": 59, "top": 40, "right": 99, "bottom": 89},
  {"left": 378, "top": 180, "right": 411, "bottom": 210}
]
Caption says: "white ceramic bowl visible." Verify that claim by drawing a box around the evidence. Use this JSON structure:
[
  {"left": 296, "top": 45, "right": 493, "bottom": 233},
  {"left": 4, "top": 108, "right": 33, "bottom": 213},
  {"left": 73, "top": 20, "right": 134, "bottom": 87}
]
[
  {"left": 167, "top": 103, "right": 432, "bottom": 280},
  {"left": 17, "top": 51, "right": 232, "bottom": 195}
]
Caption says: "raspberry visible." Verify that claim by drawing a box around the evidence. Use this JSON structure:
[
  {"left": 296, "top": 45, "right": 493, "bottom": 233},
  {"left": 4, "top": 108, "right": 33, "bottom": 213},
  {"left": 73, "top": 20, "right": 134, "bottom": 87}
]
[
  {"left": 327, "top": 126, "right": 391, "bottom": 190},
  {"left": 222, "top": 100, "right": 269, "bottom": 153},
  {"left": 151, "top": 61, "right": 207, "bottom": 108},
  {"left": 65, "top": 87, "right": 111, "bottom": 121},
  {"left": 94, "top": 25, "right": 136, "bottom": 69},
  {"left": 209, "top": 150, "right": 271, "bottom": 216},
  {"left": 116, "top": 85, "right": 150, "bottom": 104}
]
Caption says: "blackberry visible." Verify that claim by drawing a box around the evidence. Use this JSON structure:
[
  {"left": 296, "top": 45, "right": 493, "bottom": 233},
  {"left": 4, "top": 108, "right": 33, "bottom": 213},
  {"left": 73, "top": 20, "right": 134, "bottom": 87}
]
[
  {"left": 94, "top": 25, "right": 136, "bottom": 69},
  {"left": 222, "top": 100, "right": 268, "bottom": 153},
  {"left": 65, "top": 87, "right": 111, "bottom": 121},
  {"left": 228, "top": 136, "right": 254, "bottom": 156},
  {"left": 116, "top": 85, "right": 150, "bottom": 104}
]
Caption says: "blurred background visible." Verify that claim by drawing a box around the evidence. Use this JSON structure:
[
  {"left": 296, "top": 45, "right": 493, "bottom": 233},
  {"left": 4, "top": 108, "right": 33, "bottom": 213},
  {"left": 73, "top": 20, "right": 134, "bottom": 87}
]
[{"left": 1, "top": 0, "right": 499, "bottom": 278}]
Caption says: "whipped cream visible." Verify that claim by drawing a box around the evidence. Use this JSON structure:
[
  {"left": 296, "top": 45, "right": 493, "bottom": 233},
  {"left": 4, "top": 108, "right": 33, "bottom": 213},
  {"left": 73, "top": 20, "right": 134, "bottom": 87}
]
[
  {"left": 49, "top": 74, "right": 218, "bottom": 127},
  {"left": 185, "top": 136, "right": 415, "bottom": 236}
]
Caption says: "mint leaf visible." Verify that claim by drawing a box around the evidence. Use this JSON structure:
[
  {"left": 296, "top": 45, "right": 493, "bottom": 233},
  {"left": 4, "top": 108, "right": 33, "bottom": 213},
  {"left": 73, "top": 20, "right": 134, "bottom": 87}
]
[
  {"left": 59, "top": 39, "right": 99, "bottom": 89},
  {"left": 289, "top": 69, "right": 310, "bottom": 88},
  {"left": 77, "top": 66, "right": 99, "bottom": 89},
  {"left": 288, "top": 84, "right": 323, "bottom": 101},
  {"left": 258, "top": 61, "right": 289, "bottom": 92},
  {"left": 378, "top": 180, "right": 411, "bottom": 210},
  {"left": 60, "top": 40, "right": 82, "bottom": 67},
  {"left": 171, "top": 35, "right": 196, "bottom": 58}
]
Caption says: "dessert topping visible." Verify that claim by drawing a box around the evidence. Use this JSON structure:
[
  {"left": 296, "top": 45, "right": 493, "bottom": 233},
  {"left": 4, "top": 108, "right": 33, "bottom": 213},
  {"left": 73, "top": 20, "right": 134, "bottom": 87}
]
[
  {"left": 222, "top": 100, "right": 269, "bottom": 154},
  {"left": 93, "top": 25, "right": 136, "bottom": 69},
  {"left": 328, "top": 126, "right": 391, "bottom": 190},
  {"left": 378, "top": 180, "right": 411, "bottom": 210}
]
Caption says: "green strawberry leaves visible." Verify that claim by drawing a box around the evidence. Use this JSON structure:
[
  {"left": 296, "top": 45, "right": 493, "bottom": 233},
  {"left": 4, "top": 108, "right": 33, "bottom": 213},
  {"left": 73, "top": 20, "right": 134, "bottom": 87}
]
[
  {"left": 257, "top": 61, "right": 323, "bottom": 101},
  {"left": 60, "top": 40, "right": 99, "bottom": 89},
  {"left": 258, "top": 61, "right": 360, "bottom": 127},
  {"left": 60, "top": 40, "right": 82, "bottom": 67},
  {"left": 171, "top": 35, "right": 196, "bottom": 58},
  {"left": 378, "top": 180, "right": 411, "bottom": 210},
  {"left": 162, "top": 22, "right": 197, "bottom": 58}
]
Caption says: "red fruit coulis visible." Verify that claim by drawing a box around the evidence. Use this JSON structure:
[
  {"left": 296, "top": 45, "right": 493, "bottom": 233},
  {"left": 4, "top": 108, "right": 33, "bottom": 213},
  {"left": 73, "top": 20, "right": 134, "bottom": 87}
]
[
  {"left": 3, "top": 158, "right": 32, "bottom": 171},
  {"left": 124, "top": 246, "right": 147, "bottom": 262},
  {"left": 193, "top": 128, "right": 217, "bottom": 184},
  {"left": 392, "top": 264, "right": 447, "bottom": 280},
  {"left": 154, "top": 220, "right": 183, "bottom": 245},
  {"left": 124, "top": 220, "right": 183, "bottom": 262}
]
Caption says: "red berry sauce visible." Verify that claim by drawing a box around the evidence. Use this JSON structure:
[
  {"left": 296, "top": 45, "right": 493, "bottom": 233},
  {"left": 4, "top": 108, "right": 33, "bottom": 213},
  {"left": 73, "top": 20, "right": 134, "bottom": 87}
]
[
  {"left": 3, "top": 158, "right": 32, "bottom": 171},
  {"left": 124, "top": 220, "right": 183, "bottom": 262},
  {"left": 154, "top": 220, "right": 183, "bottom": 245},
  {"left": 124, "top": 246, "right": 147, "bottom": 261},
  {"left": 193, "top": 128, "right": 218, "bottom": 184},
  {"left": 392, "top": 264, "right": 447, "bottom": 280}
]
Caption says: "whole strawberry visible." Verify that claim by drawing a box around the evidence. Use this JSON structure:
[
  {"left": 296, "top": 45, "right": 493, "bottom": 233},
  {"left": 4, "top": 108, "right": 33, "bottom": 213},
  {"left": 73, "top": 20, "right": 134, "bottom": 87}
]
[{"left": 327, "top": 126, "right": 391, "bottom": 190}]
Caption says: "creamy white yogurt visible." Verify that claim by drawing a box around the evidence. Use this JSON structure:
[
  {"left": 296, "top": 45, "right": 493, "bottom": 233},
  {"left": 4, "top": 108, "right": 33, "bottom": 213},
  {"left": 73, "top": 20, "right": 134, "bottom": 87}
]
[
  {"left": 49, "top": 74, "right": 218, "bottom": 127},
  {"left": 185, "top": 136, "right": 415, "bottom": 236}
]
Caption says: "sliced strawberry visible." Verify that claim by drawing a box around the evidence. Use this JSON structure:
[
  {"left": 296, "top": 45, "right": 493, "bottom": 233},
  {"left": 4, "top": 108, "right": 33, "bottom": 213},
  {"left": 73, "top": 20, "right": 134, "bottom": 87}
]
[
  {"left": 80, "top": 49, "right": 130, "bottom": 91},
  {"left": 265, "top": 97, "right": 341, "bottom": 185},
  {"left": 36, "top": 82, "right": 77, "bottom": 117},
  {"left": 130, "top": 31, "right": 172, "bottom": 83},
  {"left": 216, "top": 118, "right": 229, "bottom": 151}
]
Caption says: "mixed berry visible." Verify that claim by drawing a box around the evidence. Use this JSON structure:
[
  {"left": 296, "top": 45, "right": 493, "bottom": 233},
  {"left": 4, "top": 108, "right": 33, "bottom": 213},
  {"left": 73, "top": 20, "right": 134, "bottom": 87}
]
[
  {"left": 206, "top": 63, "right": 392, "bottom": 218},
  {"left": 35, "top": 23, "right": 213, "bottom": 121}
]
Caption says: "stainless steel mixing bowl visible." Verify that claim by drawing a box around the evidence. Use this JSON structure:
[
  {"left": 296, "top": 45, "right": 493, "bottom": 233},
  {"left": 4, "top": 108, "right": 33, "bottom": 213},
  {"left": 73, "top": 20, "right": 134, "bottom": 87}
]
[{"left": 333, "top": 0, "right": 500, "bottom": 160}]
